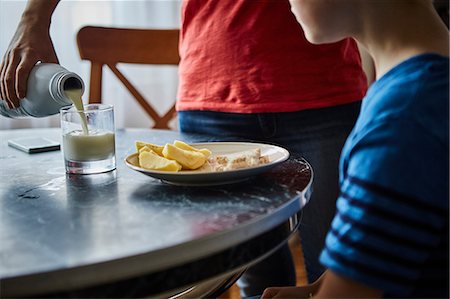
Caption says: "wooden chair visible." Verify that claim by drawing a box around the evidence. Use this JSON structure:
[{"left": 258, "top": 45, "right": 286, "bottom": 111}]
[{"left": 77, "top": 26, "right": 180, "bottom": 129}]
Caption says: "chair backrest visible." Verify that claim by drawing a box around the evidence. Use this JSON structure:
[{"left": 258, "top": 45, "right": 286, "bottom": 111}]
[{"left": 77, "top": 26, "right": 180, "bottom": 129}]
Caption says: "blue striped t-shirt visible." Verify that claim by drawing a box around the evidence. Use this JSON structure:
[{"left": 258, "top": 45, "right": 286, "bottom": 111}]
[{"left": 320, "top": 54, "right": 449, "bottom": 298}]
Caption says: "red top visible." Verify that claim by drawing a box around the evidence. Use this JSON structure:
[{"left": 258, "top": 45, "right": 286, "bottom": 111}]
[{"left": 176, "top": 0, "right": 367, "bottom": 113}]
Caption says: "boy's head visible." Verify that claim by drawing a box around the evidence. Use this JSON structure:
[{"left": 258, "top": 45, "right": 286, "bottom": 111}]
[{"left": 288, "top": 0, "right": 435, "bottom": 45}]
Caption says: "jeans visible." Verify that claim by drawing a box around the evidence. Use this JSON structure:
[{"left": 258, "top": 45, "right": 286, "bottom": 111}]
[{"left": 178, "top": 101, "right": 361, "bottom": 297}]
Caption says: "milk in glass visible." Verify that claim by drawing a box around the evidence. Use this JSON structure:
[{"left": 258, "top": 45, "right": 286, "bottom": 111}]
[{"left": 60, "top": 90, "right": 116, "bottom": 174}]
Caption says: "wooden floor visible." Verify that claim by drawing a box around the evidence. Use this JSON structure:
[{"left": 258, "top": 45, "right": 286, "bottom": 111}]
[{"left": 219, "top": 234, "right": 307, "bottom": 299}]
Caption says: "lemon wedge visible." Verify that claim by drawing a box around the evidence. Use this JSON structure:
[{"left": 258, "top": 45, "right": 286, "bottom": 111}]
[
  {"left": 135, "top": 141, "right": 164, "bottom": 156},
  {"left": 163, "top": 143, "right": 206, "bottom": 170},
  {"left": 139, "top": 148, "right": 182, "bottom": 172},
  {"left": 173, "top": 140, "right": 212, "bottom": 158}
]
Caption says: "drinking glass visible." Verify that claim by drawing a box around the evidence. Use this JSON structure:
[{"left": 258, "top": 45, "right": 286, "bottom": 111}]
[{"left": 60, "top": 104, "right": 116, "bottom": 174}]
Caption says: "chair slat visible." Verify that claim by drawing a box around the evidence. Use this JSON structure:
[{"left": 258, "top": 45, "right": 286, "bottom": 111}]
[
  {"left": 77, "top": 26, "right": 180, "bottom": 64},
  {"left": 77, "top": 26, "right": 179, "bottom": 129}
]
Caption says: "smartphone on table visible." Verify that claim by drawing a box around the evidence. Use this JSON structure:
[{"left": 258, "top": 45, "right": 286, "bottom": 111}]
[{"left": 8, "top": 137, "right": 60, "bottom": 153}]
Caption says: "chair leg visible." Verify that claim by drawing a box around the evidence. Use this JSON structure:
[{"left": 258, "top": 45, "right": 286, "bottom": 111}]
[
  {"left": 89, "top": 62, "right": 103, "bottom": 104},
  {"left": 289, "top": 233, "right": 308, "bottom": 286}
]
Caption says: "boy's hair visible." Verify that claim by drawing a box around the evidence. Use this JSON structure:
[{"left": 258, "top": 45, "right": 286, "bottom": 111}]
[{"left": 434, "top": 0, "right": 449, "bottom": 28}]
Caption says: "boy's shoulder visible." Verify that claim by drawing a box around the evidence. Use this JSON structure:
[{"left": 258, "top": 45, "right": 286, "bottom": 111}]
[
  {"left": 369, "top": 53, "right": 448, "bottom": 107},
  {"left": 358, "top": 53, "right": 449, "bottom": 140}
]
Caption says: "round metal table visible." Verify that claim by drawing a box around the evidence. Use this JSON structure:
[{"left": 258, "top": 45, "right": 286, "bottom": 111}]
[{"left": 0, "top": 128, "right": 312, "bottom": 297}]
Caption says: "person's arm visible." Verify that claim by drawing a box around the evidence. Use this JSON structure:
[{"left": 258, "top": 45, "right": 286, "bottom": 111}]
[
  {"left": 0, "top": 0, "right": 60, "bottom": 108},
  {"left": 315, "top": 270, "right": 382, "bottom": 298},
  {"left": 261, "top": 271, "right": 326, "bottom": 298},
  {"left": 261, "top": 270, "right": 382, "bottom": 298}
]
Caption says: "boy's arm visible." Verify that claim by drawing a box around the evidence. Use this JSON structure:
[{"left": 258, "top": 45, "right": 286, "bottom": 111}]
[
  {"left": 261, "top": 270, "right": 382, "bottom": 298},
  {"left": 0, "top": 0, "right": 60, "bottom": 108},
  {"left": 315, "top": 270, "right": 382, "bottom": 298},
  {"left": 261, "top": 271, "right": 325, "bottom": 298}
]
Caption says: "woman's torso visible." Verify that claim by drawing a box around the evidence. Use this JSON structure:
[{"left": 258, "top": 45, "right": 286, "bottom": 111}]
[{"left": 176, "top": 0, "right": 367, "bottom": 113}]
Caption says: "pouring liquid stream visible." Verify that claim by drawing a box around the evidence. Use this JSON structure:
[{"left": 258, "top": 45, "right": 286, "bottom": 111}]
[{"left": 65, "top": 89, "right": 89, "bottom": 135}]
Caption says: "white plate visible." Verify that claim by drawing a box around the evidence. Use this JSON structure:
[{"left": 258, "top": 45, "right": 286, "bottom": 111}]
[{"left": 124, "top": 142, "right": 290, "bottom": 186}]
